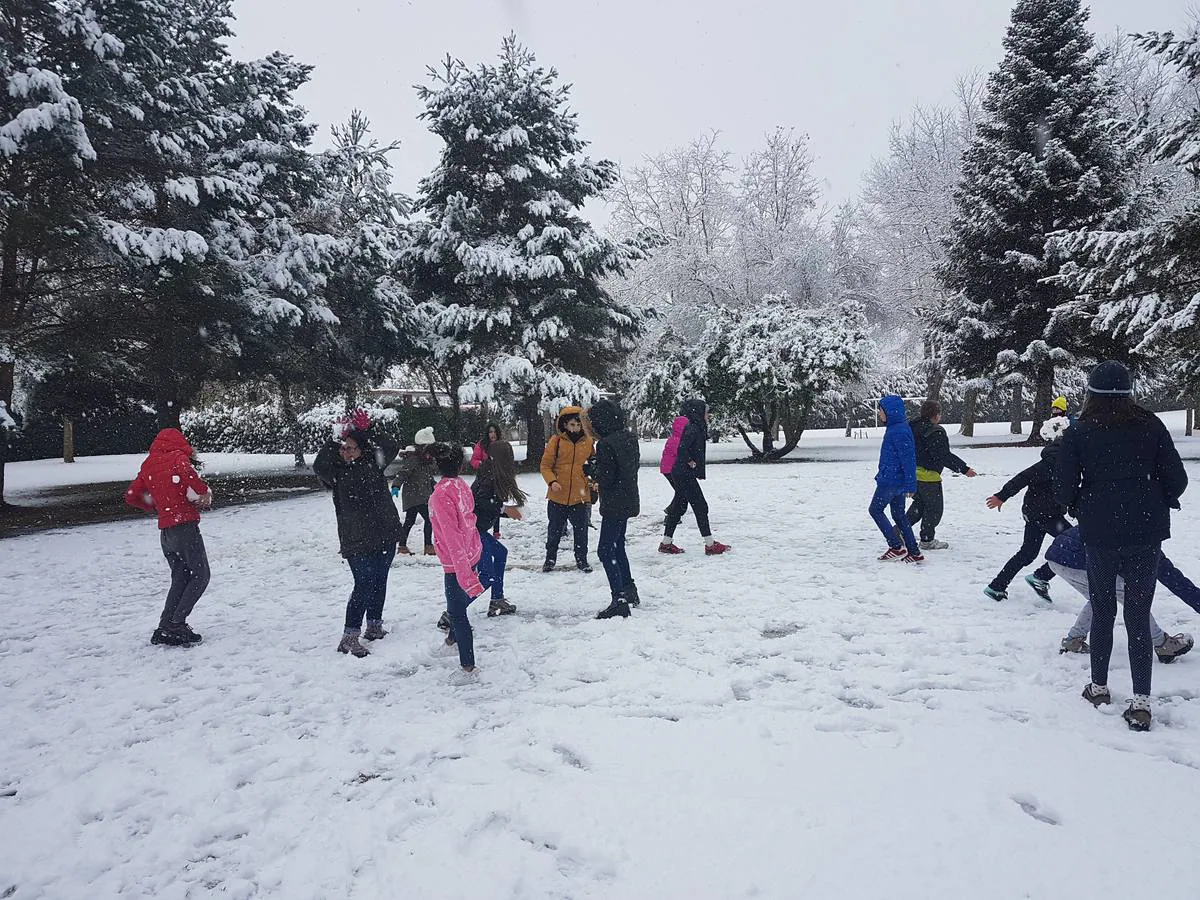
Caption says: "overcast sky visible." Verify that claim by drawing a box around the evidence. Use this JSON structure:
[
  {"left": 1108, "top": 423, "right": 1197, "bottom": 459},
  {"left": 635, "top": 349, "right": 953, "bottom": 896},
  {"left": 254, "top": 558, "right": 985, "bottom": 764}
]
[{"left": 229, "top": 0, "right": 1193, "bottom": 211}]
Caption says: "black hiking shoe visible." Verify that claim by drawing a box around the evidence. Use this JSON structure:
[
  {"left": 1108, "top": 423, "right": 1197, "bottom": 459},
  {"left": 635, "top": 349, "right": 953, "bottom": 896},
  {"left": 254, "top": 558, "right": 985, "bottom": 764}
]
[
  {"left": 487, "top": 598, "right": 517, "bottom": 617},
  {"left": 176, "top": 623, "right": 203, "bottom": 644},
  {"left": 542, "top": 559, "right": 556, "bottom": 573},
  {"left": 1082, "top": 683, "right": 1112, "bottom": 707},
  {"left": 625, "top": 582, "right": 640, "bottom": 608},
  {"left": 1123, "top": 698, "right": 1152, "bottom": 731},
  {"left": 151, "top": 627, "right": 192, "bottom": 647},
  {"left": 437, "top": 611, "right": 451, "bottom": 632},
  {"left": 596, "top": 598, "right": 631, "bottom": 620},
  {"left": 576, "top": 559, "right": 593, "bottom": 574}
]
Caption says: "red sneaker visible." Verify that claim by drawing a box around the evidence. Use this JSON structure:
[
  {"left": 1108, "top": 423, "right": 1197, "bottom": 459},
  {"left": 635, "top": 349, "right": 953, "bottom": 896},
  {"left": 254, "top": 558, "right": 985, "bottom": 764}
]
[
  {"left": 878, "top": 547, "right": 908, "bottom": 561},
  {"left": 658, "top": 542, "right": 686, "bottom": 555},
  {"left": 904, "top": 553, "right": 925, "bottom": 564},
  {"left": 705, "top": 541, "right": 732, "bottom": 555}
]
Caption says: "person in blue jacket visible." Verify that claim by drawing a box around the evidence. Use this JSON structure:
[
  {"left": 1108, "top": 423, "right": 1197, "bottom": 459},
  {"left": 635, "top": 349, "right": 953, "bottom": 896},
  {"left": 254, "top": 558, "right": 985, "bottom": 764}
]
[
  {"left": 870, "top": 395, "right": 922, "bottom": 562},
  {"left": 1044, "top": 526, "right": 1193, "bottom": 662}
]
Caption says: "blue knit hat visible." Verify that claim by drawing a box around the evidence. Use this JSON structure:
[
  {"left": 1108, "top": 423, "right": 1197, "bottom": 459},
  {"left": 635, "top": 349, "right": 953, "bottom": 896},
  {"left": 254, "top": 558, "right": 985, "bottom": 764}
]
[{"left": 1087, "top": 361, "right": 1132, "bottom": 395}]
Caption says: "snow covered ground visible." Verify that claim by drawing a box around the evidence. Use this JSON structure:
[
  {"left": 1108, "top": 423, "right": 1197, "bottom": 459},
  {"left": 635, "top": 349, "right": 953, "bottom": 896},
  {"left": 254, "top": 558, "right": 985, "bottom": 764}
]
[{"left": 4, "top": 440, "right": 1200, "bottom": 899}]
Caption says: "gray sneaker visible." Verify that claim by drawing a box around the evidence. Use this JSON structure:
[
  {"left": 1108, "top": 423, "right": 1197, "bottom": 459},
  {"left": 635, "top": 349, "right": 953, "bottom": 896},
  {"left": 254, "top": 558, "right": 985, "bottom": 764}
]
[
  {"left": 1060, "top": 635, "right": 1089, "bottom": 654},
  {"left": 919, "top": 539, "right": 949, "bottom": 550},
  {"left": 1155, "top": 632, "right": 1194, "bottom": 663},
  {"left": 1123, "top": 696, "right": 1152, "bottom": 731}
]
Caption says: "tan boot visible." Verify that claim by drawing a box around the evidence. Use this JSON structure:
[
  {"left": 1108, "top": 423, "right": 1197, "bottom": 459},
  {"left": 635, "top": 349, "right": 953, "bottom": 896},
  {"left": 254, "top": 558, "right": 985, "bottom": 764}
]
[
  {"left": 424, "top": 545, "right": 437, "bottom": 556},
  {"left": 337, "top": 633, "right": 370, "bottom": 658},
  {"left": 396, "top": 544, "right": 412, "bottom": 555}
]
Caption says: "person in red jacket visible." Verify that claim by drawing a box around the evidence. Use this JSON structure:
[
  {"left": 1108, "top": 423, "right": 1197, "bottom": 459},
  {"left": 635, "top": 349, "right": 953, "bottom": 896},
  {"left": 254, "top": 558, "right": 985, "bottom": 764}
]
[{"left": 125, "top": 428, "right": 213, "bottom": 647}]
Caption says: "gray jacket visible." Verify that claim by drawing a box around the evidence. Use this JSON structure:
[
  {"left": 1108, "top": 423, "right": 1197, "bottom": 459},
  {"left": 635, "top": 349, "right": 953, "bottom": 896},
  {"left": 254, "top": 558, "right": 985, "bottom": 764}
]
[{"left": 386, "top": 451, "right": 437, "bottom": 511}]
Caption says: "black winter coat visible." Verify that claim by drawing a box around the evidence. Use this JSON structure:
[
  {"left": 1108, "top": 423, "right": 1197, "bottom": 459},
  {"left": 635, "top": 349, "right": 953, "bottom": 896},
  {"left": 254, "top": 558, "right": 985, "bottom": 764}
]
[
  {"left": 995, "top": 442, "right": 1067, "bottom": 526},
  {"left": 1055, "top": 413, "right": 1187, "bottom": 549},
  {"left": 672, "top": 399, "right": 708, "bottom": 481},
  {"left": 588, "top": 399, "right": 641, "bottom": 520},
  {"left": 313, "top": 432, "right": 403, "bottom": 558},
  {"left": 909, "top": 417, "right": 970, "bottom": 476}
]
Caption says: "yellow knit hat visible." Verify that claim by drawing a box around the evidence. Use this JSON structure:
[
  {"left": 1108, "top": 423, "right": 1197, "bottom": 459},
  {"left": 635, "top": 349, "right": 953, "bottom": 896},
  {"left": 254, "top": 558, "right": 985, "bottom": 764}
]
[{"left": 1051, "top": 396, "right": 1068, "bottom": 412}]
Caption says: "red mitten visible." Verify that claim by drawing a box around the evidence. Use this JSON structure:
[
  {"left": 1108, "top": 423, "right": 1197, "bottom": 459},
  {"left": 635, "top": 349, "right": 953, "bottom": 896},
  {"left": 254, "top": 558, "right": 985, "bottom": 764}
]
[{"left": 350, "top": 408, "right": 371, "bottom": 432}]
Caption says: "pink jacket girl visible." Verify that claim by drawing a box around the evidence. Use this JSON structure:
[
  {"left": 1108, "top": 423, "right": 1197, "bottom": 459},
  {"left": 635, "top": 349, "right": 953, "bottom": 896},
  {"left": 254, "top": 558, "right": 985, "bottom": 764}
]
[
  {"left": 429, "top": 476, "right": 484, "bottom": 598},
  {"left": 659, "top": 416, "right": 690, "bottom": 475}
]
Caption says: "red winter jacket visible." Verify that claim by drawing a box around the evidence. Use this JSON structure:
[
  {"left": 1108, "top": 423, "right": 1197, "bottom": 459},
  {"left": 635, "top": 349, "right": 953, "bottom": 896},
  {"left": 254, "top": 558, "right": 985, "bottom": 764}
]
[{"left": 125, "top": 429, "right": 211, "bottom": 529}]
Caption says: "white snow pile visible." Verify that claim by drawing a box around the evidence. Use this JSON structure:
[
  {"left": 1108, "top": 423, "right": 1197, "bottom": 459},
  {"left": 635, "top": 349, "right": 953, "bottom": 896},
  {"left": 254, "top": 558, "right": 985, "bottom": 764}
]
[{"left": 3, "top": 445, "right": 1200, "bottom": 899}]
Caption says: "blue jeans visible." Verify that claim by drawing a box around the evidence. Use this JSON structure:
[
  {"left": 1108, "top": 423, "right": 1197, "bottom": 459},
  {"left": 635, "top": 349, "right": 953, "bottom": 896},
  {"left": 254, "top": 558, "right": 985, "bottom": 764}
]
[
  {"left": 444, "top": 573, "right": 478, "bottom": 668},
  {"left": 345, "top": 544, "right": 396, "bottom": 632},
  {"left": 1085, "top": 544, "right": 1159, "bottom": 696},
  {"left": 597, "top": 516, "right": 632, "bottom": 595},
  {"left": 869, "top": 485, "right": 919, "bottom": 553},
  {"left": 478, "top": 531, "right": 507, "bottom": 600}
]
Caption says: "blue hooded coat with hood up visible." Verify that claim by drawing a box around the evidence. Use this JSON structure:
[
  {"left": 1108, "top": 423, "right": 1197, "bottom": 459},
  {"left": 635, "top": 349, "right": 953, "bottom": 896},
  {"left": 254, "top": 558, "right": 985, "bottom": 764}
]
[{"left": 876, "top": 395, "right": 917, "bottom": 492}]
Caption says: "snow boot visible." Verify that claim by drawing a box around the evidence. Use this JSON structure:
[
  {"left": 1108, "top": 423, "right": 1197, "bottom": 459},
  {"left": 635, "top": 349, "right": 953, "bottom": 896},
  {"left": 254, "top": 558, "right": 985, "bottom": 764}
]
[
  {"left": 575, "top": 556, "right": 594, "bottom": 574},
  {"left": 542, "top": 558, "right": 556, "bottom": 573},
  {"left": 337, "top": 633, "right": 370, "bottom": 658},
  {"left": 424, "top": 545, "right": 437, "bottom": 556},
  {"left": 175, "top": 623, "right": 203, "bottom": 644},
  {"left": 879, "top": 547, "right": 908, "bottom": 562},
  {"left": 596, "top": 597, "right": 631, "bottom": 620},
  {"left": 396, "top": 545, "right": 412, "bottom": 555},
  {"left": 1060, "top": 635, "right": 1089, "bottom": 654},
  {"left": 625, "top": 581, "right": 641, "bottom": 608},
  {"left": 151, "top": 626, "right": 192, "bottom": 647},
  {"left": 705, "top": 541, "right": 732, "bottom": 555},
  {"left": 1155, "top": 632, "right": 1194, "bottom": 664},
  {"left": 487, "top": 598, "right": 517, "bottom": 617},
  {"left": 919, "top": 539, "right": 949, "bottom": 550},
  {"left": 1024, "top": 574, "right": 1052, "bottom": 602},
  {"left": 658, "top": 542, "right": 685, "bottom": 555},
  {"left": 1123, "top": 696, "right": 1152, "bottom": 731},
  {"left": 1082, "top": 683, "right": 1112, "bottom": 707},
  {"left": 437, "top": 611, "right": 451, "bottom": 632},
  {"left": 983, "top": 585, "right": 1007, "bottom": 602},
  {"left": 363, "top": 621, "right": 388, "bottom": 641}
]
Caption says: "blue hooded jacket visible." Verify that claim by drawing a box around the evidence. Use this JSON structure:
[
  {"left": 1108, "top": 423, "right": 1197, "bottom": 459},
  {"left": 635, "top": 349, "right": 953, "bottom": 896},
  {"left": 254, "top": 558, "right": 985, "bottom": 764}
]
[
  {"left": 876, "top": 395, "right": 917, "bottom": 492},
  {"left": 1046, "top": 526, "right": 1200, "bottom": 616}
]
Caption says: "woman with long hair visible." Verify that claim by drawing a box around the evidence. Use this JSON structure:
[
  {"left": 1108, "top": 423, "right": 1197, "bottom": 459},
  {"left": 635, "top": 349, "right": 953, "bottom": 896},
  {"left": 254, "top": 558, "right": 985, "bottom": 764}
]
[{"left": 1057, "top": 362, "right": 1188, "bottom": 731}]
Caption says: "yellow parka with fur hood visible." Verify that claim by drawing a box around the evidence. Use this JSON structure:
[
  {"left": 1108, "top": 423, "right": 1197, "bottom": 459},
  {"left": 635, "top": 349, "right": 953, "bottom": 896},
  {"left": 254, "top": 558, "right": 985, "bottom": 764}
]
[{"left": 540, "top": 406, "right": 595, "bottom": 506}]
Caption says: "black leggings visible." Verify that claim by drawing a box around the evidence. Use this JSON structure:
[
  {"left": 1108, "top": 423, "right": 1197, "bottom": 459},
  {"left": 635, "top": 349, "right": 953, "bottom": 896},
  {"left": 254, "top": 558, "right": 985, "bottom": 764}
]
[
  {"left": 1086, "top": 544, "right": 1160, "bottom": 696},
  {"left": 399, "top": 504, "right": 432, "bottom": 547},
  {"left": 664, "top": 473, "right": 710, "bottom": 539},
  {"left": 989, "top": 516, "right": 1070, "bottom": 591}
]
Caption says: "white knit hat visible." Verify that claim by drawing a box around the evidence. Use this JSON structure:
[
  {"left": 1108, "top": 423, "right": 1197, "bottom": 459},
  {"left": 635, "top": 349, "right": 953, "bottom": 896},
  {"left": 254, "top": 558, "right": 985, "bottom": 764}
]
[{"left": 414, "top": 426, "right": 436, "bottom": 445}]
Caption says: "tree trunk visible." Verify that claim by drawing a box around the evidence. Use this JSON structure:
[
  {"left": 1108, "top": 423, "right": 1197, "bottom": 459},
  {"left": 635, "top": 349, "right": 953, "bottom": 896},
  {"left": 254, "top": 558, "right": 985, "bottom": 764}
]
[
  {"left": 770, "top": 401, "right": 808, "bottom": 459},
  {"left": 0, "top": 357, "right": 15, "bottom": 507},
  {"left": 447, "top": 365, "right": 463, "bottom": 442},
  {"left": 760, "top": 401, "right": 775, "bottom": 456},
  {"left": 63, "top": 416, "right": 75, "bottom": 463},
  {"left": 1027, "top": 367, "right": 1054, "bottom": 445},
  {"left": 736, "top": 425, "right": 763, "bottom": 458},
  {"left": 1187, "top": 407, "right": 1194, "bottom": 437},
  {"left": 924, "top": 339, "right": 946, "bottom": 404},
  {"left": 958, "top": 387, "right": 978, "bottom": 438},
  {"left": 1193, "top": 404, "right": 1200, "bottom": 437},
  {"left": 278, "top": 379, "right": 306, "bottom": 468},
  {"left": 522, "top": 392, "right": 546, "bottom": 472},
  {"left": 421, "top": 364, "right": 443, "bottom": 409},
  {"left": 1009, "top": 384, "right": 1023, "bottom": 435}
]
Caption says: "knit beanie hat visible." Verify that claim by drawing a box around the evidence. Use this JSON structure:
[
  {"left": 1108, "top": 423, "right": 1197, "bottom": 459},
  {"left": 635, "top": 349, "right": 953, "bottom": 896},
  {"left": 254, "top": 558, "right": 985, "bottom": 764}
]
[
  {"left": 414, "top": 426, "right": 436, "bottom": 446},
  {"left": 1087, "top": 361, "right": 1132, "bottom": 395}
]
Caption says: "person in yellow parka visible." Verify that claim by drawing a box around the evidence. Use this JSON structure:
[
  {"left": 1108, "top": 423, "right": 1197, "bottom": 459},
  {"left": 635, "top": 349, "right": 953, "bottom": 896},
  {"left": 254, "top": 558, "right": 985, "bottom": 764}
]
[{"left": 540, "top": 406, "right": 595, "bottom": 573}]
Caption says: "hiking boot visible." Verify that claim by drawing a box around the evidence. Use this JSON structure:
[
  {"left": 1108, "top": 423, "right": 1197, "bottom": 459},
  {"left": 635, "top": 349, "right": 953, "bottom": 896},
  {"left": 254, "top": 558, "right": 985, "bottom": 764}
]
[
  {"left": 1060, "top": 635, "right": 1089, "bottom": 654},
  {"left": 424, "top": 545, "right": 437, "bottom": 556},
  {"left": 151, "top": 627, "right": 192, "bottom": 647},
  {"left": 396, "top": 545, "right": 412, "bottom": 555},
  {"left": 1082, "top": 683, "right": 1111, "bottom": 707},
  {"left": 919, "top": 539, "right": 949, "bottom": 550},
  {"left": 904, "top": 553, "right": 926, "bottom": 564},
  {"left": 1123, "top": 696, "right": 1152, "bottom": 731},
  {"left": 658, "top": 542, "right": 685, "bottom": 555},
  {"left": 596, "top": 598, "right": 631, "bottom": 620},
  {"left": 625, "top": 581, "right": 641, "bottom": 608},
  {"left": 1024, "top": 574, "right": 1052, "bottom": 601},
  {"left": 983, "top": 586, "right": 1007, "bottom": 602},
  {"left": 1155, "top": 632, "right": 1194, "bottom": 664},
  {"left": 487, "top": 598, "right": 517, "bottom": 617},
  {"left": 337, "top": 633, "right": 370, "bottom": 658},
  {"left": 437, "top": 611, "right": 451, "bottom": 632},
  {"left": 879, "top": 547, "right": 908, "bottom": 562},
  {"left": 363, "top": 621, "right": 389, "bottom": 641},
  {"left": 542, "top": 559, "right": 556, "bottom": 573},
  {"left": 705, "top": 541, "right": 732, "bottom": 555},
  {"left": 576, "top": 558, "right": 594, "bottom": 574}
]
